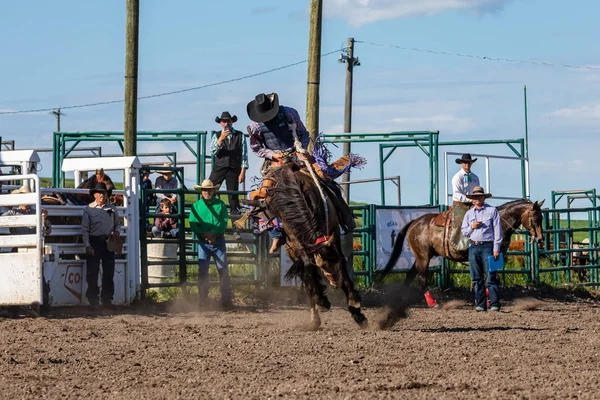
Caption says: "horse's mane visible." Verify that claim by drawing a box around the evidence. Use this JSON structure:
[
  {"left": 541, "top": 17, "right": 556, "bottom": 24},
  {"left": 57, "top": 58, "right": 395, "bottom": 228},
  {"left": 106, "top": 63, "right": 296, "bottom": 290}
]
[
  {"left": 267, "top": 165, "right": 323, "bottom": 246},
  {"left": 497, "top": 198, "right": 532, "bottom": 210}
]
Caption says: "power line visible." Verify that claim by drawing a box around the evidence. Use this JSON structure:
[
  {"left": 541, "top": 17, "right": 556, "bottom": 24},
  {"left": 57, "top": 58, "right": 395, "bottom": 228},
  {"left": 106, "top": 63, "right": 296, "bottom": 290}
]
[
  {"left": 356, "top": 40, "right": 600, "bottom": 71},
  {"left": 0, "top": 49, "right": 341, "bottom": 116}
]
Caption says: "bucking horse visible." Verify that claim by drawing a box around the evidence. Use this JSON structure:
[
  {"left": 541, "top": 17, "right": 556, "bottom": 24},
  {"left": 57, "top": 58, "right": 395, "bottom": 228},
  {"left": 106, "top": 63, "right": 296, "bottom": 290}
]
[
  {"left": 377, "top": 199, "right": 545, "bottom": 328},
  {"left": 246, "top": 159, "right": 367, "bottom": 329}
]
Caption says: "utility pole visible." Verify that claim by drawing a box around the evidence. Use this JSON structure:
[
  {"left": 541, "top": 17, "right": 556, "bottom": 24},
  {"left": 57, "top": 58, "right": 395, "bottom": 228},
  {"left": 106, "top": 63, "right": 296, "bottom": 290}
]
[
  {"left": 306, "top": 0, "right": 323, "bottom": 147},
  {"left": 340, "top": 38, "right": 360, "bottom": 201},
  {"left": 50, "top": 107, "right": 65, "bottom": 132},
  {"left": 124, "top": 0, "right": 139, "bottom": 156}
]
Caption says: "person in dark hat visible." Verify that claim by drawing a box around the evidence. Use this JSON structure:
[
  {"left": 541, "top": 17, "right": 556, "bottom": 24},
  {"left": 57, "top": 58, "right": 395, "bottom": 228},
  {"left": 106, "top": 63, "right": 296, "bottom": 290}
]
[
  {"left": 452, "top": 153, "right": 480, "bottom": 202},
  {"left": 245, "top": 93, "right": 310, "bottom": 253},
  {"left": 461, "top": 186, "right": 503, "bottom": 312},
  {"left": 449, "top": 153, "right": 482, "bottom": 251},
  {"left": 81, "top": 182, "right": 120, "bottom": 310},
  {"left": 246, "top": 93, "right": 310, "bottom": 163},
  {"left": 209, "top": 111, "right": 248, "bottom": 213}
]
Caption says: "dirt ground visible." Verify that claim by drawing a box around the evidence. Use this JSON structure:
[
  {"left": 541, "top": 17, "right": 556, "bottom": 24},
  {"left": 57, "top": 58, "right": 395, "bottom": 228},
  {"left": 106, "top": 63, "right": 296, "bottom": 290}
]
[{"left": 2, "top": 288, "right": 600, "bottom": 399}]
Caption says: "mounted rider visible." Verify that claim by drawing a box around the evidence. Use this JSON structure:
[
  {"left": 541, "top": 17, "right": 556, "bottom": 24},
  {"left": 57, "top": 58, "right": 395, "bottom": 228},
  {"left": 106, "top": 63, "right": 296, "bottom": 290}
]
[
  {"left": 450, "top": 153, "right": 480, "bottom": 251},
  {"left": 237, "top": 92, "right": 359, "bottom": 253}
]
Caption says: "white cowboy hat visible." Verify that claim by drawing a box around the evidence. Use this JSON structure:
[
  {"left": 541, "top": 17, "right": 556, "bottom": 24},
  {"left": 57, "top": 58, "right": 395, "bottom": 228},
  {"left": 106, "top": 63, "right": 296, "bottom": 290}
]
[
  {"left": 157, "top": 163, "right": 173, "bottom": 174},
  {"left": 11, "top": 186, "right": 31, "bottom": 194},
  {"left": 193, "top": 179, "right": 220, "bottom": 191}
]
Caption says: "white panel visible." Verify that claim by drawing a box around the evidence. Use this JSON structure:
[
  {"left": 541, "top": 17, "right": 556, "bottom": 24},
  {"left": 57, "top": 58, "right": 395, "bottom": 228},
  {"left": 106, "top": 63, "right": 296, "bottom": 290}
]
[
  {"left": 0, "top": 234, "right": 38, "bottom": 247},
  {"left": 0, "top": 193, "right": 38, "bottom": 207},
  {"left": 0, "top": 252, "right": 42, "bottom": 305},
  {"left": 0, "top": 214, "right": 37, "bottom": 228},
  {"left": 61, "top": 156, "right": 142, "bottom": 171},
  {"left": 375, "top": 207, "right": 443, "bottom": 270}
]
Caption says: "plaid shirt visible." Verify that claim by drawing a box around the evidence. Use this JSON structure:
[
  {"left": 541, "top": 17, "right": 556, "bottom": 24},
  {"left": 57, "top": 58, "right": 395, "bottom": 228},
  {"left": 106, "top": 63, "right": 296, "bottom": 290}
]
[{"left": 248, "top": 106, "right": 310, "bottom": 159}]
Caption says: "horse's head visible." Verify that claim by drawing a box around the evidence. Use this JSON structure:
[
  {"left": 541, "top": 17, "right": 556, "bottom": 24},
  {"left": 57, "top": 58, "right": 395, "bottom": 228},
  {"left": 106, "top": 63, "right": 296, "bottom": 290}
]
[{"left": 522, "top": 200, "right": 545, "bottom": 248}]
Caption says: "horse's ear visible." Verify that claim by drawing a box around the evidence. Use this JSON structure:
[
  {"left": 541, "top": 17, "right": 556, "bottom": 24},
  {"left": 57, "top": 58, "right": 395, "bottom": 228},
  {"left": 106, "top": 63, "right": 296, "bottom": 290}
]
[{"left": 533, "top": 199, "right": 545, "bottom": 209}]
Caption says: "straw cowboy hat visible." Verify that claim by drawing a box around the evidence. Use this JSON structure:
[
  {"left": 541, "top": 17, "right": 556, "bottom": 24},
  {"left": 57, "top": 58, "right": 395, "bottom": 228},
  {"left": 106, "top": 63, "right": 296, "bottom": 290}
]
[
  {"left": 193, "top": 179, "right": 220, "bottom": 191},
  {"left": 215, "top": 111, "right": 238, "bottom": 124},
  {"left": 455, "top": 153, "right": 478, "bottom": 164},
  {"left": 89, "top": 182, "right": 112, "bottom": 197},
  {"left": 466, "top": 186, "right": 492, "bottom": 199},
  {"left": 11, "top": 186, "right": 31, "bottom": 195},
  {"left": 246, "top": 93, "right": 279, "bottom": 123},
  {"left": 157, "top": 163, "right": 173, "bottom": 174}
]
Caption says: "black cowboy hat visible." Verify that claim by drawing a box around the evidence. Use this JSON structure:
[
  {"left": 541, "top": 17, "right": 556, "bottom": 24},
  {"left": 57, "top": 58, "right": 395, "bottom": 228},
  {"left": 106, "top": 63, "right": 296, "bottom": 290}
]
[
  {"left": 215, "top": 111, "right": 238, "bottom": 124},
  {"left": 455, "top": 153, "right": 478, "bottom": 164},
  {"left": 89, "top": 182, "right": 112, "bottom": 197},
  {"left": 246, "top": 93, "right": 279, "bottom": 123}
]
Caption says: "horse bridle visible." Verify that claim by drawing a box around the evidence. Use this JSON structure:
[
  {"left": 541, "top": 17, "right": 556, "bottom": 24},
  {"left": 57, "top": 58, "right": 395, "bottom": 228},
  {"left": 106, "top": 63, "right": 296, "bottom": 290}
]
[{"left": 520, "top": 209, "right": 541, "bottom": 243}]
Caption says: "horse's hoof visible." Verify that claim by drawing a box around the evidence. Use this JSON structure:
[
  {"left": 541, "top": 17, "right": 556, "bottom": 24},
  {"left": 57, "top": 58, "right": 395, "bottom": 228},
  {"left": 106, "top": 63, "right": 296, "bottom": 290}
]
[
  {"left": 348, "top": 299, "right": 361, "bottom": 308},
  {"left": 353, "top": 313, "right": 368, "bottom": 328}
]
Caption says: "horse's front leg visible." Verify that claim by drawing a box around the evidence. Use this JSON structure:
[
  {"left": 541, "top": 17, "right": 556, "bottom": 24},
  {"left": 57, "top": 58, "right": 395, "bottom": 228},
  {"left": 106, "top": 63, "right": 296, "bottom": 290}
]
[
  {"left": 415, "top": 260, "right": 438, "bottom": 308},
  {"left": 302, "top": 262, "right": 328, "bottom": 329}
]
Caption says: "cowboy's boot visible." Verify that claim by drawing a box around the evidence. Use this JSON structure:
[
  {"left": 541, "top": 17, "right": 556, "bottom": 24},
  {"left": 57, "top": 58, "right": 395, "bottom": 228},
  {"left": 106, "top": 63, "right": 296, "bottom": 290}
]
[{"left": 450, "top": 202, "right": 470, "bottom": 251}]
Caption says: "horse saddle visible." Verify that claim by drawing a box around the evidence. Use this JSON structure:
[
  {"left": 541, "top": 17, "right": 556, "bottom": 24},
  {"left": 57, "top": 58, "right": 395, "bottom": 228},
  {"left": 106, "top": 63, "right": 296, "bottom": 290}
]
[{"left": 434, "top": 208, "right": 451, "bottom": 227}]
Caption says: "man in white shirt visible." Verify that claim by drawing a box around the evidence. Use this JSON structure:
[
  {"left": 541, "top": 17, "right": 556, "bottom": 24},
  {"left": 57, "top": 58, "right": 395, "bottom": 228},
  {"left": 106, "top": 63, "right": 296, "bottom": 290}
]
[
  {"left": 452, "top": 153, "right": 480, "bottom": 203},
  {"left": 450, "top": 153, "right": 480, "bottom": 251}
]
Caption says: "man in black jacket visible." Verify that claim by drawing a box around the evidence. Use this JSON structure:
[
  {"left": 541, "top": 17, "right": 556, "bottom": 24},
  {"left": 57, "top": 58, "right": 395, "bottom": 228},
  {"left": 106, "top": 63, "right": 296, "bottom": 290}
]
[{"left": 209, "top": 111, "right": 248, "bottom": 213}]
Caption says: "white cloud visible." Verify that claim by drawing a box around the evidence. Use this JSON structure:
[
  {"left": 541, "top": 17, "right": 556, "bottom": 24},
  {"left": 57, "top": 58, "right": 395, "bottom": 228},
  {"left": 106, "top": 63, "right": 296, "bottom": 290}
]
[
  {"left": 550, "top": 104, "right": 600, "bottom": 122},
  {"left": 324, "top": 0, "right": 513, "bottom": 26}
]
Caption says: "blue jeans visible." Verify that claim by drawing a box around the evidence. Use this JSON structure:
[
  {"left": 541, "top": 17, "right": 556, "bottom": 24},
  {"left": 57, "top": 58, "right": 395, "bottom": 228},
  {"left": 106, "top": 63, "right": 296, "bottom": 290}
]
[
  {"left": 468, "top": 242, "right": 500, "bottom": 309},
  {"left": 197, "top": 236, "right": 231, "bottom": 303}
]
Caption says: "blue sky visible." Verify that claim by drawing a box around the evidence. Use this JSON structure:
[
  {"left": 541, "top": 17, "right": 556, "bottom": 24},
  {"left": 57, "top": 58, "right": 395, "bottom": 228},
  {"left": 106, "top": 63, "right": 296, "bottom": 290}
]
[{"left": 1, "top": 0, "right": 598, "bottom": 207}]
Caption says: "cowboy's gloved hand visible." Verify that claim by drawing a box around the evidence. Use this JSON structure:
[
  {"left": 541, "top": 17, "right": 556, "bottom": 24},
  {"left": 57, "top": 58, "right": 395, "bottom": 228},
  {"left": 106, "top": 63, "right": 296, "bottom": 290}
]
[
  {"left": 85, "top": 246, "right": 95, "bottom": 256},
  {"left": 112, "top": 230, "right": 120, "bottom": 238}
]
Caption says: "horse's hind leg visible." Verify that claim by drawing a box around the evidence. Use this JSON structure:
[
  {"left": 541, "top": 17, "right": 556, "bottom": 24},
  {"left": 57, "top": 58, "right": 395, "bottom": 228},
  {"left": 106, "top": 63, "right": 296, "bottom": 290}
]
[
  {"left": 416, "top": 259, "right": 438, "bottom": 308},
  {"left": 338, "top": 256, "right": 368, "bottom": 328}
]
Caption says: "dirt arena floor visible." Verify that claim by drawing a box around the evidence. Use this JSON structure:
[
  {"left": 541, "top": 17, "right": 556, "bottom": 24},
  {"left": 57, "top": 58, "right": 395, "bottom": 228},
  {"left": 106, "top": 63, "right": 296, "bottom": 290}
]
[{"left": 2, "top": 288, "right": 600, "bottom": 399}]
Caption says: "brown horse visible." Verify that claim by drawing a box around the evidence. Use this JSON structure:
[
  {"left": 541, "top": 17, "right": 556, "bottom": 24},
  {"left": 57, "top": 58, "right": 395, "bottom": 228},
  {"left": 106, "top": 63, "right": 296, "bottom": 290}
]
[
  {"left": 264, "top": 162, "right": 367, "bottom": 329},
  {"left": 378, "top": 199, "right": 545, "bottom": 319}
]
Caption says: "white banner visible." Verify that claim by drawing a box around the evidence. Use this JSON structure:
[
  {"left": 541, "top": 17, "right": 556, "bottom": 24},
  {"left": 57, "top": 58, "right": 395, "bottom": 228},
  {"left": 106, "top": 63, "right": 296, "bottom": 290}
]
[{"left": 375, "top": 207, "right": 442, "bottom": 270}]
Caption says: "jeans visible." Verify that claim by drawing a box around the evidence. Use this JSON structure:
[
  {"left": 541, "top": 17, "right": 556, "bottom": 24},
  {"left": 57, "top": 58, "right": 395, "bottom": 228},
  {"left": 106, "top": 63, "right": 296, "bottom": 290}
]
[
  {"left": 268, "top": 228, "right": 284, "bottom": 239},
  {"left": 197, "top": 236, "right": 231, "bottom": 303},
  {"left": 151, "top": 226, "right": 178, "bottom": 238},
  {"left": 86, "top": 236, "right": 115, "bottom": 305},
  {"left": 468, "top": 242, "right": 500, "bottom": 309},
  {"left": 209, "top": 166, "right": 242, "bottom": 212}
]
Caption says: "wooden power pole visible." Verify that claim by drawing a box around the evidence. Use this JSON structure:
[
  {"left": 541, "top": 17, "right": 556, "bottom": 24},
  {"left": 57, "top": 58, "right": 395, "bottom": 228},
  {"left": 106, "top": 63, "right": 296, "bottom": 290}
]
[
  {"left": 51, "top": 107, "right": 65, "bottom": 132},
  {"left": 340, "top": 38, "right": 360, "bottom": 200},
  {"left": 306, "top": 0, "right": 323, "bottom": 146},
  {"left": 124, "top": 0, "right": 140, "bottom": 156}
]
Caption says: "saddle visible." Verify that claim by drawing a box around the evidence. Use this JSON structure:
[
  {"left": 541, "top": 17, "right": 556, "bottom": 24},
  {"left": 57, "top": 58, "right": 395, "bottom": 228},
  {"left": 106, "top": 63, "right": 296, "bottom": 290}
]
[
  {"left": 434, "top": 208, "right": 451, "bottom": 227},
  {"left": 434, "top": 202, "right": 472, "bottom": 256}
]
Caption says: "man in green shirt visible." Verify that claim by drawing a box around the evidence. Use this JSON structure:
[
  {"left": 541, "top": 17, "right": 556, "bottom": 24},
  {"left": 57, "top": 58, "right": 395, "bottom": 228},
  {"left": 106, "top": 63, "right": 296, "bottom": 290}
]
[{"left": 189, "top": 179, "right": 232, "bottom": 309}]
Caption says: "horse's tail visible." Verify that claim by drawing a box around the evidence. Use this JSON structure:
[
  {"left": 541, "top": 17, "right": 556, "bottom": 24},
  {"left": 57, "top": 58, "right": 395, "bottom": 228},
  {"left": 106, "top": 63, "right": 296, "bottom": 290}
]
[
  {"left": 376, "top": 220, "right": 415, "bottom": 285},
  {"left": 284, "top": 258, "right": 305, "bottom": 282}
]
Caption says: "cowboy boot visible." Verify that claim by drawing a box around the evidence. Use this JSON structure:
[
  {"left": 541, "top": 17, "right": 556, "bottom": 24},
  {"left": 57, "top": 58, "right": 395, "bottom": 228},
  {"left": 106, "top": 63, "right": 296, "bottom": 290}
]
[{"left": 450, "top": 202, "right": 470, "bottom": 251}]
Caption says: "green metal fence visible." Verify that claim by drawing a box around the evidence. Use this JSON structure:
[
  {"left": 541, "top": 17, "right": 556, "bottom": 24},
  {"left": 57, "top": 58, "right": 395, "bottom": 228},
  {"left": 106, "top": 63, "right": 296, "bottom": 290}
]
[{"left": 52, "top": 131, "right": 208, "bottom": 187}]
